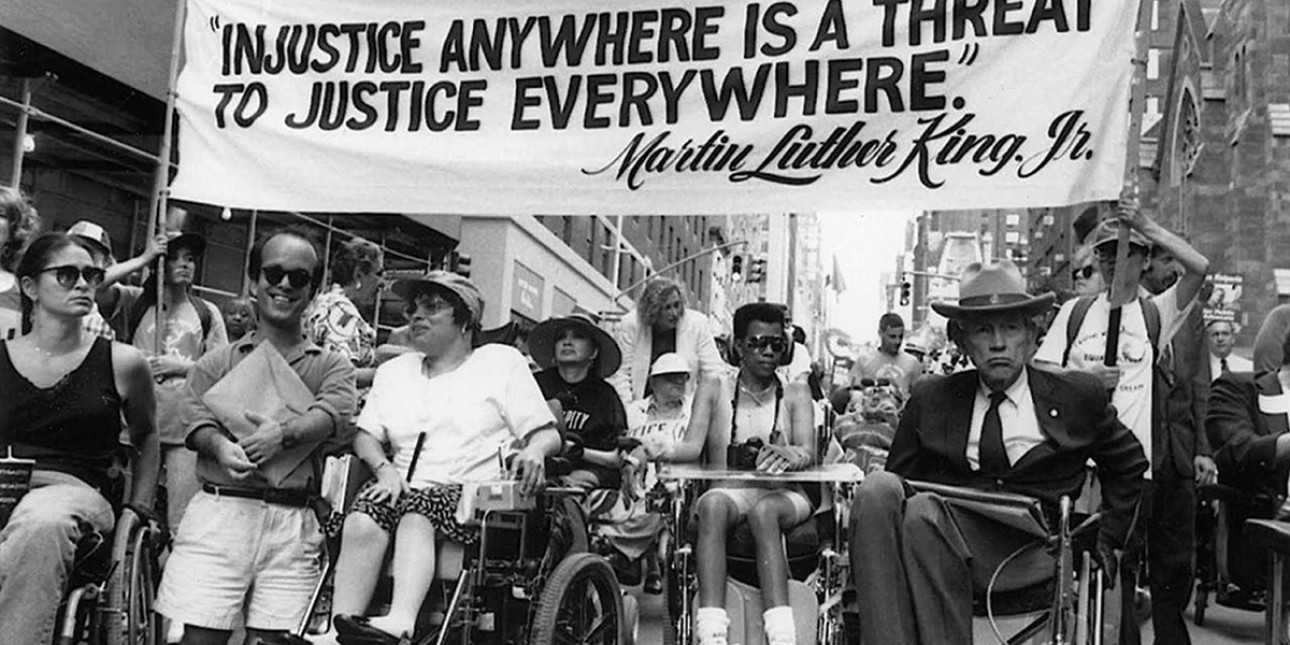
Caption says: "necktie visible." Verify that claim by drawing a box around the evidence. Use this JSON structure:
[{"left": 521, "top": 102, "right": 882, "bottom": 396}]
[
  {"left": 1221, "top": 357, "right": 1230, "bottom": 373},
  {"left": 979, "top": 391, "right": 1010, "bottom": 477}
]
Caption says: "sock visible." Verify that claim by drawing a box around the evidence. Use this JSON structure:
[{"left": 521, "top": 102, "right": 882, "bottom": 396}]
[
  {"left": 695, "top": 606, "right": 730, "bottom": 645},
  {"left": 763, "top": 605, "right": 797, "bottom": 645}
]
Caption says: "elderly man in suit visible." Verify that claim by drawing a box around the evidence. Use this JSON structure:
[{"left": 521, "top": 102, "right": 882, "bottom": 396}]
[
  {"left": 1207, "top": 323, "right": 1290, "bottom": 593},
  {"left": 849, "top": 260, "right": 1149, "bottom": 645}
]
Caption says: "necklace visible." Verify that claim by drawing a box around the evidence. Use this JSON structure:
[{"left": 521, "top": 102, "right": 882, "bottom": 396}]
[
  {"left": 29, "top": 335, "right": 83, "bottom": 359},
  {"left": 737, "top": 379, "right": 776, "bottom": 404}
]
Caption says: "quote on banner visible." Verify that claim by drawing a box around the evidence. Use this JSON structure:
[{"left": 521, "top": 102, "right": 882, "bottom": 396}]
[{"left": 169, "top": 0, "right": 1137, "bottom": 214}]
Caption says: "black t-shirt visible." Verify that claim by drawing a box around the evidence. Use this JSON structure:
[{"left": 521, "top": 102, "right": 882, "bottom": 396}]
[{"left": 535, "top": 367, "right": 626, "bottom": 486}]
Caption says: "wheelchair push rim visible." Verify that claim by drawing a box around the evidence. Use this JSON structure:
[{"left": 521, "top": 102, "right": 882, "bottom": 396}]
[{"left": 529, "top": 553, "right": 623, "bottom": 645}]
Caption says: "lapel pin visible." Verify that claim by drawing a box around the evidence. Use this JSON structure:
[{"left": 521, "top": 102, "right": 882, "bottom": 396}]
[{"left": 1049, "top": 408, "right": 1059, "bottom": 418}]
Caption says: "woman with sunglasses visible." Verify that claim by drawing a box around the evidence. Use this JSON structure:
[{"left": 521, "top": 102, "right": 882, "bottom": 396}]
[
  {"left": 0, "top": 232, "right": 159, "bottom": 643},
  {"left": 304, "top": 238, "right": 384, "bottom": 389},
  {"left": 326, "top": 270, "right": 560, "bottom": 644}
]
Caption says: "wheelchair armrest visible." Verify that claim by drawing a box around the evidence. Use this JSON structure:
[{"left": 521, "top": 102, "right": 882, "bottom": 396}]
[{"left": 616, "top": 436, "right": 643, "bottom": 453}]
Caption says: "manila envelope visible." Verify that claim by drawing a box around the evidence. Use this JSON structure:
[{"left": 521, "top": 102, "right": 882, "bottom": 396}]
[{"left": 201, "top": 341, "right": 320, "bottom": 486}]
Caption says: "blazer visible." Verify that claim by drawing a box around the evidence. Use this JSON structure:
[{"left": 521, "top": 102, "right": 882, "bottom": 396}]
[
  {"left": 1207, "top": 371, "right": 1290, "bottom": 502},
  {"left": 888, "top": 368, "right": 1149, "bottom": 546},
  {"left": 608, "top": 308, "right": 726, "bottom": 404}
]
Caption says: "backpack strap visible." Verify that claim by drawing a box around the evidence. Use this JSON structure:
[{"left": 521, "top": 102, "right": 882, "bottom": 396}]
[
  {"left": 1140, "top": 296, "right": 1161, "bottom": 349},
  {"left": 127, "top": 291, "right": 213, "bottom": 345},
  {"left": 1062, "top": 295, "right": 1097, "bottom": 368}
]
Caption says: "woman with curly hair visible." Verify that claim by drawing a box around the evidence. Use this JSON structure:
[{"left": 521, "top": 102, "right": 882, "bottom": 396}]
[
  {"left": 0, "top": 186, "right": 43, "bottom": 340},
  {"left": 609, "top": 275, "right": 725, "bottom": 404},
  {"left": 304, "top": 237, "right": 384, "bottom": 388}
]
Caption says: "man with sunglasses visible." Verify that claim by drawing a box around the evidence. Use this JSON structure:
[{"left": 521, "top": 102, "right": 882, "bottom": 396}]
[
  {"left": 1034, "top": 205, "right": 1210, "bottom": 645},
  {"left": 155, "top": 227, "right": 357, "bottom": 645},
  {"left": 667, "top": 303, "right": 816, "bottom": 645}
]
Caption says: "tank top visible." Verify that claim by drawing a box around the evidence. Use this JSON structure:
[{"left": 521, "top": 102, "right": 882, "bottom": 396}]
[{"left": 0, "top": 337, "right": 122, "bottom": 491}]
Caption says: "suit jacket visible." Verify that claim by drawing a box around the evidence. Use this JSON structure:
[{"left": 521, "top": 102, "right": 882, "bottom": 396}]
[
  {"left": 608, "top": 308, "right": 725, "bottom": 404},
  {"left": 1208, "top": 371, "right": 1290, "bottom": 502},
  {"left": 888, "top": 368, "right": 1149, "bottom": 546},
  {"left": 1154, "top": 303, "right": 1212, "bottom": 480}
]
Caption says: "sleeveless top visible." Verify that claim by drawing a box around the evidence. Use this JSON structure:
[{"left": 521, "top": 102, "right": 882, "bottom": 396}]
[{"left": 0, "top": 337, "right": 122, "bottom": 491}]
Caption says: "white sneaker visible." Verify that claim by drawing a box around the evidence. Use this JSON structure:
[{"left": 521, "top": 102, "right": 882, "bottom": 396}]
[{"left": 694, "top": 607, "right": 730, "bottom": 645}]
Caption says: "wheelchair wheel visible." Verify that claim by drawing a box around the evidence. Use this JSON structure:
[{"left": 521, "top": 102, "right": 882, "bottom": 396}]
[
  {"left": 103, "top": 510, "right": 162, "bottom": 645},
  {"left": 530, "top": 553, "right": 623, "bottom": 645}
]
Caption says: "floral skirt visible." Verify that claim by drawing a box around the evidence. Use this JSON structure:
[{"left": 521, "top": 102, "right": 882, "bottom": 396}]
[{"left": 348, "top": 481, "right": 480, "bottom": 545}]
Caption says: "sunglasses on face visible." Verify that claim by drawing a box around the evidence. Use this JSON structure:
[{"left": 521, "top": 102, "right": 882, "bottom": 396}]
[
  {"left": 260, "top": 265, "right": 314, "bottom": 289},
  {"left": 744, "top": 335, "right": 787, "bottom": 353},
  {"left": 1072, "top": 265, "right": 1095, "bottom": 281},
  {"left": 41, "top": 265, "right": 106, "bottom": 288},
  {"left": 404, "top": 297, "right": 454, "bottom": 320}
]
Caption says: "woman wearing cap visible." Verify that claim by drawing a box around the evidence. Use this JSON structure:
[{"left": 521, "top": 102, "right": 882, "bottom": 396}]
[
  {"left": 608, "top": 352, "right": 697, "bottom": 593},
  {"left": 610, "top": 276, "right": 725, "bottom": 405},
  {"left": 304, "top": 238, "right": 384, "bottom": 388},
  {"left": 530, "top": 313, "right": 628, "bottom": 489},
  {"left": 327, "top": 271, "right": 560, "bottom": 643},
  {"left": 0, "top": 233, "right": 159, "bottom": 641}
]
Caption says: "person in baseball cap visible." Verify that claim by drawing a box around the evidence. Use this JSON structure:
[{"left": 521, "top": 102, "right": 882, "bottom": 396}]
[
  {"left": 67, "top": 220, "right": 113, "bottom": 260},
  {"left": 391, "top": 270, "right": 484, "bottom": 330}
]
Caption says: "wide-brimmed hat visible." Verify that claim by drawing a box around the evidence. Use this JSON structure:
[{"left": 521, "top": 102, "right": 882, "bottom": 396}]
[
  {"left": 67, "top": 221, "right": 113, "bottom": 256},
  {"left": 391, "top": 270, "right": 484, "bottom": 325},
  {"left": 1090, "top": 220, "right": 1150, "bottom": 253},
  {"left": 930, "top": 259, "right": 1055, "bottom": 318},
  {"left": 529, "top": 314, "right": 622, "bottom": 378},
  {"left": 649, "top": 352, "right": 691, "bottom": 377}
]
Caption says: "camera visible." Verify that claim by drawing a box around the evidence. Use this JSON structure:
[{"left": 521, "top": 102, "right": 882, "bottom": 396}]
[{"left": 727, "top": 437, "right": 765, "bottom": 471}]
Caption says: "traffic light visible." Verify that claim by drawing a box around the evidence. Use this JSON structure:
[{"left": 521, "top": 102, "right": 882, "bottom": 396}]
[
  {"left": 899, "top": 280, "right": 912, "bottom": 306},
  {"left": 449, "top": 251, "right": 472, "bottom": 278},
  {"left": 748, "top": 258, "right": 767, "bottom": 283},
  {"left": 730, "top": 254, "right": 744, "bottom": 281}
]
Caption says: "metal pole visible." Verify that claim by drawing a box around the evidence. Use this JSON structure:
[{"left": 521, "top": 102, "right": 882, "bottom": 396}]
[
  {"left": 610, "top": 215, "right": 624, "bottom": 289},
  {"left": 150, "top": 0, "right": 187, "bottom": 356},
  {"left": 8, "top": 79, "right": 31, "bottom": 188},
  {"left": 242, "top": 210, "right": 258, "bottom": 296},
  {"left": 0, "top": 95, "right": 172, "bottom": 167},
  {"left": 613, "top": 239, "right": 749, "bottom": 307},
  {"left": 323, "top": 216, "right": 335, "bottom": 284}
]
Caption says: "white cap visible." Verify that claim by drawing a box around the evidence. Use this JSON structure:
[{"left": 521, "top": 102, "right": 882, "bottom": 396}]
[{"left": 650, "top": 353, "right": 691, "bottom": 377}]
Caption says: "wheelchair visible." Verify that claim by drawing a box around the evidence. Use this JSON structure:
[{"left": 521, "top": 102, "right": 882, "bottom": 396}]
[
  {"left": 52, "top": 450, "right": 167, "bottom": 645},
  {"left": 655, "top": 462, "right": 863, "bottom": 645},
  {"left": 287, "top": 455, "right": 632, "bottom": 645},
  {"left": 1192, "top": 482, "right": 1276, "bottom": 625}
]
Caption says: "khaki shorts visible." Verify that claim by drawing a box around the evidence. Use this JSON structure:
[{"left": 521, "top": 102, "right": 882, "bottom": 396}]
[{"left": 155, "top": 491, "right": 323, "bottom": 631}]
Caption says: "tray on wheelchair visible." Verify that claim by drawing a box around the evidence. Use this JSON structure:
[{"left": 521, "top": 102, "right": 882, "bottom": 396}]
[
  {"left": 656, "top": 462, "right": 864, "bottom": 483},
  {"left": 907, "top": 480, "right": 1050, "bottom": 538},
  {"left": 455, "top": 480, "right": 535, "bottom": 526}
]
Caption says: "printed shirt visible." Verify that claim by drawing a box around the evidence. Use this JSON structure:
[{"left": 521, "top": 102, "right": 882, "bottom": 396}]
[
  {"left": 1035, "top": 286, "right": 1191, "bottom": 471},
  {"left": 626, "top": 394, "right": 693, "bottom": 488},
  {"left": 305, "top": 285, "right": 376, "bottom": 368},
  {"left": 134, "top": 298, "right": 229, "bottom": 444}
]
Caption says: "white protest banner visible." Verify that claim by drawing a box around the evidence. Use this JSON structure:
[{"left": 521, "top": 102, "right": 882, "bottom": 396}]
[{"left": 170, "top": 0, "right": 1137, "bottom": 214}]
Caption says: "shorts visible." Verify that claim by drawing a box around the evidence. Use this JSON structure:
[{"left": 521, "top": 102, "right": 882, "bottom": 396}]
[
  {"left": 349, "top": 481, "right": 479, "bottom": 545},
  {"left": 154, "top": 491, "right": 323, "bottom": 631},
  {"left": 701, "top": 486, "right": 813, "bottom": 524}
]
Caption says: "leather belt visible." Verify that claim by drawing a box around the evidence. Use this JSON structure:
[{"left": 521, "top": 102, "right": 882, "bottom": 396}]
[{"left": 202, "top": 483, "right": 312, "bottom": 508}]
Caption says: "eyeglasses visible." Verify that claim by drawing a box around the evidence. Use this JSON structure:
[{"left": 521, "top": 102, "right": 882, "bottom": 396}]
[
  {"left": 404, "top": 296, "right": 454, "bottom": 320},
  {"left": 858, "top": 378, "right": 892, "bottom": 388},
  {"left": 40, "top": 265, "right": 106, "bottom": 288},
  {"left": 261, "top": 265, "right": 314, "bottom": 289},
  {"left": 1072, "top": 265, "right": 1095, "bottom": 281},
  {"left": 744, "top": 335, "right": 787, "bottom": 353}
]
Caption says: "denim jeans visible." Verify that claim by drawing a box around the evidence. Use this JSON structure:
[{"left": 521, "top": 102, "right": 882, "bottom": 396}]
[{"left": 0, "top": 470, "right": 115, "bottom": 644}]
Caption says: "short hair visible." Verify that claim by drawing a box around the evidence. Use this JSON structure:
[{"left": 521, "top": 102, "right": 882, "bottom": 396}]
[
  {"left": 247, "top": 224, "right": 324, "bottom": 295},
  {"left": 0, "top": 186, "right": 42, "bottom": 273},
  {"left": 1282, "top": 324, "right": 1290, "bottom": 366},
  {"left": 733, "top": 302, "right": 787, "bottom": 340},
  {"left": 15, "top": 232, "right": 93, "bottom": 333},
  {"left": 792, "top": 325, "right": 806, "bottom": 345},
  {"left": 637, "top": 276, "right": 686, "bottom": 328},
  {"left": 879, "top": 312, "right": 905, "bottom": 332},
  {"left": 329, "top": 238, "right": 383, "bottom": 286},
  {"left": 405, "top": 284, "right": 483, "bottom": 345}
]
